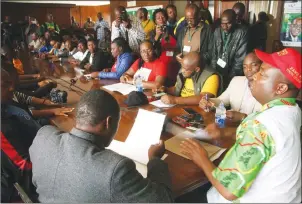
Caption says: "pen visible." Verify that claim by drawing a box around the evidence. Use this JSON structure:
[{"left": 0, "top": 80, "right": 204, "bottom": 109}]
[{"left": 205, "top": 94, "right": 210, "bottom": 112}]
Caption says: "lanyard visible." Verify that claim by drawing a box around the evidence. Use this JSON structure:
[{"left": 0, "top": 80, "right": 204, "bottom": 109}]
[
  {"left": 143, "top": 19, "right": 150, "bottom": 29},
  {"left": 187, "top": 27, "right": 198, "bottom": 42},
  {"left": 222, "top": 32, "right": 232, "bottom": 57}
]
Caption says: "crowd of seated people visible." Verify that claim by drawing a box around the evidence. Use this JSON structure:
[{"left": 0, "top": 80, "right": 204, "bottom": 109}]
[{"left": 1, "top": 2, "right": 301, "bottom": 203}]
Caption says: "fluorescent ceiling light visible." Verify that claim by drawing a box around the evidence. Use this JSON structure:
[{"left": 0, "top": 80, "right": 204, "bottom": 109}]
[{"left": 2, "top": 1, "right": 110, "bottom": 6}]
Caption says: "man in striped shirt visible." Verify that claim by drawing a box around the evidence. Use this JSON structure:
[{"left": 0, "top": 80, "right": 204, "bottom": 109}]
[
  {"left": 111, "top": 6, "right": 145, "bottom": 54},
  {"left": 94, "top": 12, "right": 110, "bottom": 50}
]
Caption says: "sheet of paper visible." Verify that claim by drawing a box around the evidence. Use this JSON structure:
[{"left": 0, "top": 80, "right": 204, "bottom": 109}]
[
  {"left": 150, "top": 100, "right": 175, "bottom": 108},
  {"left": 126, "top": 109, "right": 166, "bottom": 148},
  {"left": 165, "top": 134, "right": 225, "bottom": 161},
  {"left": 102, "top": 83, "right": 136, "bottom": 95},
  {"left": 108, "top": 109, "right": 166, "bottom": 165}
]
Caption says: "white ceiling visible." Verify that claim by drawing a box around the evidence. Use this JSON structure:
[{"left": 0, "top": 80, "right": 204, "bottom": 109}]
[{"left": 2, "top": 1, "right": 110, "bottom": 6}]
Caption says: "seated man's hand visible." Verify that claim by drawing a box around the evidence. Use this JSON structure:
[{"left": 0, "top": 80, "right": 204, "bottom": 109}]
[
  {"left": 176, "top": 53, "right": 184, "bottom": 64},
  {"left": 148, "top": 140, "right": 165, "bottom": 160},
  {"left": 199, "top": 97, "right": 214, "bottom": 111},
  {"left": 43, "top": 99, "right": 56, "bottom": 106},
  {"left": 226, "top": 110, "right": 247, "bottom": 123},
  {"left": 52, "top": 107, "right": 74, "bottom": 117},
  {"left": 180, "top": 138, "right": 208, "bottom": 166},
  {"left": 205, "top": 123, "right": 224, "bottom": 140},
  {"left": 90, "top": 72, "right": 99, "bottom": 78},
  {"left": 161, "top": 94, "right": 176, "bottom": 104}
]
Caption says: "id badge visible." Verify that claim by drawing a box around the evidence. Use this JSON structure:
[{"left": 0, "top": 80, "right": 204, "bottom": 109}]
[
  {"left": 183, "top": 45, "right": 191, "bottom": 52},
  {"left": 217, "top": 58, "right": 227, "bottom": 68},
  {"left": 166, "top": 51, "right": 174, "bottom": 57}
]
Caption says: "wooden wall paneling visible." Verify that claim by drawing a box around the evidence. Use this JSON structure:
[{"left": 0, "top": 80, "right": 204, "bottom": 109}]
[
  {"left": 1, "top": 3, "right": 74, "bottom": 28},
  {"left": 70, "top": 6, "right": 81, "bottom": 26},
  {"left": 214, "top": 0, "right": 249, "bottom": 20}
]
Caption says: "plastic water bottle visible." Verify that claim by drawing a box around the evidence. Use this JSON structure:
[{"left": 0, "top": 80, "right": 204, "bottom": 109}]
[
  {"left": 134, "top": 75, "right": 143, "bottom": 92},
  {"left": 215, "top": 102, "right": 226, "bottom": 128}
]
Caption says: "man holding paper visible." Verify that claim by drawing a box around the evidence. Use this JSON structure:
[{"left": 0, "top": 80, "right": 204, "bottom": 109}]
[
  {"left": 161, "top": 51, "right": 223, "bottom": 105},
  {"left": 29, "top": 90, "right": 173, "bottom": 203}
]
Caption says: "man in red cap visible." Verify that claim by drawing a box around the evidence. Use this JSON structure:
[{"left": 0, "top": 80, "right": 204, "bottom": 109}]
[{"left": 180, "top": 48, "right": 301, "bottom": 202}]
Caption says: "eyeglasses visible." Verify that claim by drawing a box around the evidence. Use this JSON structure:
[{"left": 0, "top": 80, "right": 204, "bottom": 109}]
[
  {"left": 140, "top": 49, "right": 153, "bottom": 55},
  {"left": 291, "top": 24, "right": 301, "bottom": 30}
]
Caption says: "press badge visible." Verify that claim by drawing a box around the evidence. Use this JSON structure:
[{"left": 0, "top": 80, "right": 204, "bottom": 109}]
[
  {"left": 183, "top": 45, "right": 191, "bottom": 52},
  {"left": 217, "top": 58, "right": 227, "bottom": 68},
  {"left": 166, "top": 51, "right": 174, "bottom": 57}
]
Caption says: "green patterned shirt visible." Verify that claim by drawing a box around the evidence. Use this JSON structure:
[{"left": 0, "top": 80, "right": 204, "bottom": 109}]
[{"left": 212, "top": 98, "right": 296, "bottom": 200}]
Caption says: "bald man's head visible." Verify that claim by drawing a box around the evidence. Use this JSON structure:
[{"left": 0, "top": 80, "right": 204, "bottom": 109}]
[{"left": 181, "top": 52, "right": 204, "bottom": 78}]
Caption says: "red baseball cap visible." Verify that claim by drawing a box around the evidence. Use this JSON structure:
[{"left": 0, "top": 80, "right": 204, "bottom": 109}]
[{"left": 255, "top": 48, "right": 301, "bottom": 89}]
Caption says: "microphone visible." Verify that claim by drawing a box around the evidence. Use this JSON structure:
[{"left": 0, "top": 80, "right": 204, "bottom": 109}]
[{"left": 70, "top": 77, "right": 78, "bottom": 85}]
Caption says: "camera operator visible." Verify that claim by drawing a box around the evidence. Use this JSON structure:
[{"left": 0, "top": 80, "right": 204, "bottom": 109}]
[
  {"left": 111, "top": 6, "right": 145, "bottom": 55},
  {"left": 151, "top": 8, "right": 179, "bottom": 86}
]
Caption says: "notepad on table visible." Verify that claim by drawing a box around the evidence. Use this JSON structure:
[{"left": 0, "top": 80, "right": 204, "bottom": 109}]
[{"left": 103, "top": 83, "right": 137, "bottom": 95}]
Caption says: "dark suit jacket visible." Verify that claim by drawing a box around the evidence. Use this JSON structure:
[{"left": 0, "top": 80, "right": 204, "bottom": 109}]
[
  {"left": 281, "top": 32, "right": 302, "bottom": 42},
  {"left": 80, "top": 49, "right": 108, "bottom": 72},
  {"left": 29, "top": 126, "right": 173, "bottom": 203}
]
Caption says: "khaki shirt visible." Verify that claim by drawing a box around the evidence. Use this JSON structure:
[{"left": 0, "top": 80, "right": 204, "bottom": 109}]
[{"left": 182, "top": 22, "right": 203, "bottom": 55}]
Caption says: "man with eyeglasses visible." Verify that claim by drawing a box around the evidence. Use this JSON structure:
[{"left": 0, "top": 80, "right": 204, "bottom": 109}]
[
  {"left": 211, "top": 9, "right": 248, "bottom": 90},
  {"left": 175, "top": 3, "right": 213, "bottom": 65},
  {"left": 281, "top": 17, "right": 302, "bottom": 42}
]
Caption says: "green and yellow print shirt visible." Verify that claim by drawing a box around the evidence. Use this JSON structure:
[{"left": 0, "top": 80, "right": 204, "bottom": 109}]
[{"left": 212, "top": 98, "right": 296, "bottom": 199}]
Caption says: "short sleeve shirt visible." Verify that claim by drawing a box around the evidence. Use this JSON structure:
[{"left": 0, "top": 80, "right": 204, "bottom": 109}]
[
  {"left": 210, "top": 98, "right": 297, "bottom": 201},
  {"left": 130, "top": 58, "right": 167, "bottom": 82}
]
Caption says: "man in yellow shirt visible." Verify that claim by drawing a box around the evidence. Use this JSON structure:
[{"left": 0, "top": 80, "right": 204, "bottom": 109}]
[
  {"left": 161, "top": 52, "right": 223, "bottom": 105},
  {"left": 137, "top": 7, "right": 155, "bottom": 40}
]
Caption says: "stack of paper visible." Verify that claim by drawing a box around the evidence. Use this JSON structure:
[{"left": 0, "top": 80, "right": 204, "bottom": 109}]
[
  {"left": 165, "top": 133, "right": 226, "bottom": 161},
  {"left": 103, "top": 83, "right": 136, "bottom": 95},
  {"left": 107, "top": 109, "right": 166, "bottom": 176}
]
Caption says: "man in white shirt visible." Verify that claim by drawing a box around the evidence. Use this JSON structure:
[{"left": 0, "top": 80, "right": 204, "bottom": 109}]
[
  {"left": 111, "top": 6, "right": 145, "bottom": 54},
  {"left": 181, "top": 48, "right": 301, "bottom": 203},
  {"left": 199, "top": 52, "right": 262, "bottom": 122},
  {"left": 28, "top": 32, "right": 41, "bottom": 52},
  {"left": 70, "top": 40, "right": 89, "bottom": 65}
]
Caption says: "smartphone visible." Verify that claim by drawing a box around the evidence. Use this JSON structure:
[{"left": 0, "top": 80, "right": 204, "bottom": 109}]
[{"left": 183, "top": 108, "right": 197, "bottom": 115}]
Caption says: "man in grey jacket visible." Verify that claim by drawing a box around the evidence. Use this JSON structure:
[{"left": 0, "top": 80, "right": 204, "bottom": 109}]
[{"left": 29, "top": 89, "right": 173, "bottom": 203}]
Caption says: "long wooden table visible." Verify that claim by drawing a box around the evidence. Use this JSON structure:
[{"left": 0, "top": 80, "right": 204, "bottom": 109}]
[{"left": 34, "top": 57, "right": 237, "bottom": 197}]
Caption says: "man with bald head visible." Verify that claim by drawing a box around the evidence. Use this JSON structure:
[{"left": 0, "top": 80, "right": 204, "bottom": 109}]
[
  {"left": 180, "top": 48, "right": 301, "bottom": 202},
  {"left": 211, "top": 9, "right": 248, "bottom": 89},
  {"left": 161, "top": 51, "right": 222, "bottom": 105},
  {"left": 176, "top": 3, "right": 213, "bottom": 64}
]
